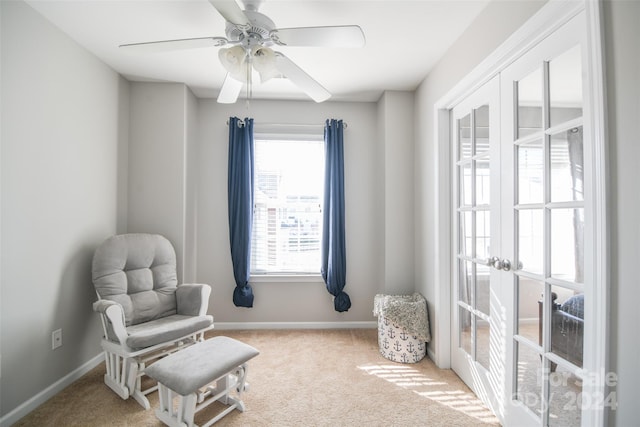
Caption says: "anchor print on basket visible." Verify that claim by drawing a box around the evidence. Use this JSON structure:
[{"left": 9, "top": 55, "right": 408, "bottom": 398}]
[
  {"left": 387, "top": 327, "right": 396, "bottom": 339},
  {"left": 376, "top": 315, "right": 427, "bottom": 364}
]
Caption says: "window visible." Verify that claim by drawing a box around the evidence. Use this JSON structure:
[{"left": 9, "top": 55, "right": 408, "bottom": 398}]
[{"left": 251, "top": 138, "right": 324, "bottom": 276}]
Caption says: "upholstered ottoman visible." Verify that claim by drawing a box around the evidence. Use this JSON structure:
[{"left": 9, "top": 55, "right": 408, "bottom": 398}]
[{"left": 145, "top": 336, "right": 259, "bottom": 427}]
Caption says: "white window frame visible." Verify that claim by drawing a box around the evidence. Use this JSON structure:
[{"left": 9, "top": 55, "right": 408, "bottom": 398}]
[{"left": 250, "top": 124, "right": 326, "bottom": 284}]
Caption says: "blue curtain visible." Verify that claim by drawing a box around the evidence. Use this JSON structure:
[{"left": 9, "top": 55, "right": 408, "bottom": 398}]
[
  {"left": 322, "top": 119, "right": 351, "bottom": 312},
  {"left": 227, "top": 117, "right": 255, "bottom": 307}
]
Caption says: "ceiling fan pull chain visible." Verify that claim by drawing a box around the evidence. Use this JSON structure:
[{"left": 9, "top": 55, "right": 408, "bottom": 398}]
[{"left": 246, "top": 50, "right": 252, "bottom": 105}]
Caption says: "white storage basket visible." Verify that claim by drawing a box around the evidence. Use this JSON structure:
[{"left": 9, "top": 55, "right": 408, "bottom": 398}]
[{"left": 373, "top": 293, "right": 430, "bottom": 364}]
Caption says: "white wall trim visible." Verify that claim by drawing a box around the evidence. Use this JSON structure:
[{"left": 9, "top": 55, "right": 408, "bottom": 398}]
[
  {"left": 214, "top": 321, "right": 377, "bottom": 330},
  {"left": 433, "top": 108, "right": 452, "bottom": 369},
  {"left": 582, "top": 1, "right": 609, "bottom": 426},
  {"left": 0, "top": 353, "right": 104, "bottom": 427}
]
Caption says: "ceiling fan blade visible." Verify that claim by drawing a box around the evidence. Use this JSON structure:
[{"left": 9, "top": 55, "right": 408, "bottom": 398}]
[
  {"left": 209, "top": 0, "right": 250, "bottom": 26},
  {"left": 274, "top": 53, "right": 330, "bottom": 103},
  {"left": 120, "top": 37, "right": 228, "bottom": 52},
  {"left": 270, "top": 26, "right": 365, "bottom": 48},
  {"left": 217, "top": 73, "right": 243, "bottom": 104}
]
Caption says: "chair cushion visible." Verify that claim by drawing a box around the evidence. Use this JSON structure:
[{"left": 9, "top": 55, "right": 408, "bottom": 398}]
[
  {"left": 125, "top": 314, "right": 213, "bottom": 349},
  {"left": 92, "top": 234, "right": 179, "bottom": 326}
]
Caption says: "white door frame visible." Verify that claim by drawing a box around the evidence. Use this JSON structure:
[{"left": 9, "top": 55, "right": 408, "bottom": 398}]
[{"left": 431, "top": 1, "right": 608, "bottom": 425}]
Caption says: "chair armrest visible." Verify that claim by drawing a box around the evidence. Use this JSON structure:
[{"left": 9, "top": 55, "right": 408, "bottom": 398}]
[
  {"left": 93, "top": 300, "right": 128, "bottom": 344},
  {"left": 93, "top": 299, "right": 119, "bottom": 314},
  {"left": 553, "top": 309, "right": 584, "bottom": 327},
  {"left": 176, "top": 284, "right": 212, "bottom": 316}
]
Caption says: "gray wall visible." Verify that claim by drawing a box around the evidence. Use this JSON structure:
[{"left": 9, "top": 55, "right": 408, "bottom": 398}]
[
  {"left": 604, "top": 0, "right": 640, "bottom": 425},
  {"left": 378, "top": 91, "right": 415, "bottom": 295},
  {"left": 127, "top": 82, "right": 193, "bottom": 282},
  {"left": 184, "top": 89, "right": 199, "bottom": 283},
  {"left": 0, "top": 0, "right": 128, "bottom": 417}
]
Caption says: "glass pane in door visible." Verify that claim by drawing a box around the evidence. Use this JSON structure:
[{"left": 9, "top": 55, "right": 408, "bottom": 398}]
[
  {"left": 549, "top": 45, "right": 583, "bottom": 128},
  {"left": 517, "top": 277, "right": 545, "bottom": 344},
  {"left": 461, "top": 162, "right": 473, "bottom": 206},
  {"left": 476, "top": 157, "right": 491, "bottom": 205},
  {"left": 550, "top": 285, "right": 584, "bottom": 368},
  {"left": 518, "top": 209, "right": 544, "bottom": 275},
  {"left": 460, "top": 211, "right": 472, "bottom": 256},
  {"left": 550, "top": 208, "right": 584, "bottom": 282},
  {"left": 515, "top": 341, "right": 543, "bottom": 417},
  {"left": 460, "top": 114, "right": 472, "bottom": 159},
  {"left": 518, "top": 140, "right": 544, "bottom": 204},
  {"left": 476, "top": 315, "right": 490, "bottom": 370},
  {"left": 475, "top": 105, "right": 491, "bottom": 154},
  {"left": 459, "top": 260, "right": 473, "bottom": 306},
  {"left": 460, "top": 306, "right": 473, "bottom": 355},
  {"left": 550, "top": 127, "right": 584, "bottom": 202},
  {"left": 476, "top": 263, "right": 491, "bottom": 316},
  {"left": 476, "top": 210, "right": 490, "bottom": 261},
  {"left": 517, "top": 68, "right": 543, "bottom": 138},
  {"left": 548, "top": 367, "right": 582, "bottom": 427}
]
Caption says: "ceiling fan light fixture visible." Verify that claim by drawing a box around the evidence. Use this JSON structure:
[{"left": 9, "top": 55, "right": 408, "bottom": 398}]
[
  {"left": 251, "top": 46, "right": 280, "bottom": 83},
  {"left": 218, "top": 45, "right": 249, "bottom": 82}
]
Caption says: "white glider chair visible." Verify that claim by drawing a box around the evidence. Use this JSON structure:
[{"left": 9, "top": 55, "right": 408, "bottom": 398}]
[{"left": 91, "top": 233, "right": 214, "bottom": 409}]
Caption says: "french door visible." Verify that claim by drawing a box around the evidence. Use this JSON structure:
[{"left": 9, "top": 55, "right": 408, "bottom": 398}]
[
  {"left": 501, "top": 12, "right": 590, "bottom": 427},
  {"left": 452, "top": 10, "right": 602, "bottom": 427},
  {"left": 451, "top": 76, "right": 502, "bottom": 413}
]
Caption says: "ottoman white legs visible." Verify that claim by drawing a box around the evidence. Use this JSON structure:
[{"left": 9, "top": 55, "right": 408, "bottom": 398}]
[
  {"left": 155, "top": 364, "right": 249, "bottom": 427},
  {"left": 145, "top": 336, "right": 260, "bottom": 427}
]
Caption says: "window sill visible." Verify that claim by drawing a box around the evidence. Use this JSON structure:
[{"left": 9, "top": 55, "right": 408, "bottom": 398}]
[{"left": 250, "top": 274, "right": 324, "bottom": 284}]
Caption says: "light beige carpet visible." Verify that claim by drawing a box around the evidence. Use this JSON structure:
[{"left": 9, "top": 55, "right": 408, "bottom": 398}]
[{"left": 15, "top": 329, "right": 500, "bottom": 426}]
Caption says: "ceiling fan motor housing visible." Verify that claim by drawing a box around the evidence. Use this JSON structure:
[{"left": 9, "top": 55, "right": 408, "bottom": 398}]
[{"left": 225, "top": 10, "right": 275, "bottom": 47}]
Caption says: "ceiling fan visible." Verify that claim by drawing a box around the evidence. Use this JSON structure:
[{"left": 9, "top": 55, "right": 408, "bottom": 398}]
[{"left": 120, "top": 0, "right": 366, "bottom": 104}]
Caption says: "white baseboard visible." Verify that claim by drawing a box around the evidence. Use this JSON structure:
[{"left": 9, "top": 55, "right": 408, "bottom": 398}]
[
  {"left": 427, "top": 347, "right": 437, "bottom": 364},
  {"left": 214, "top": 321, "right": 377, "bottom": 330},
  {"left": 0, "top": 353, "right": 104, "bottom": 427}
]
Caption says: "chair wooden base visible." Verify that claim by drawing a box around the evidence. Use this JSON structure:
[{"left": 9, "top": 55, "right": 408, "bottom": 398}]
[{"left": 100, "top": 331, "right": 209, "bottom": 409}]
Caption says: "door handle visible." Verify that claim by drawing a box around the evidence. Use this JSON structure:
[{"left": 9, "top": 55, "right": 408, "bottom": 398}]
[
  {"left": 489, "top": 256, "right": 512, "bottom": 271},
  {"left": 499, "top": 258, "right": 512, "bottom": 271}
]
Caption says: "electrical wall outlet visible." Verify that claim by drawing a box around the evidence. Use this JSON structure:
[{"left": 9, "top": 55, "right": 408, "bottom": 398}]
[{"left": 52, "top": 329, "right": 62, "bottom": 350}]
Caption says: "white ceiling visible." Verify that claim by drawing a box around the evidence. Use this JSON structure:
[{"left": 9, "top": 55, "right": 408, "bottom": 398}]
[{"left": 26, "top": 0, "right": 491, "bottom": 102}]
